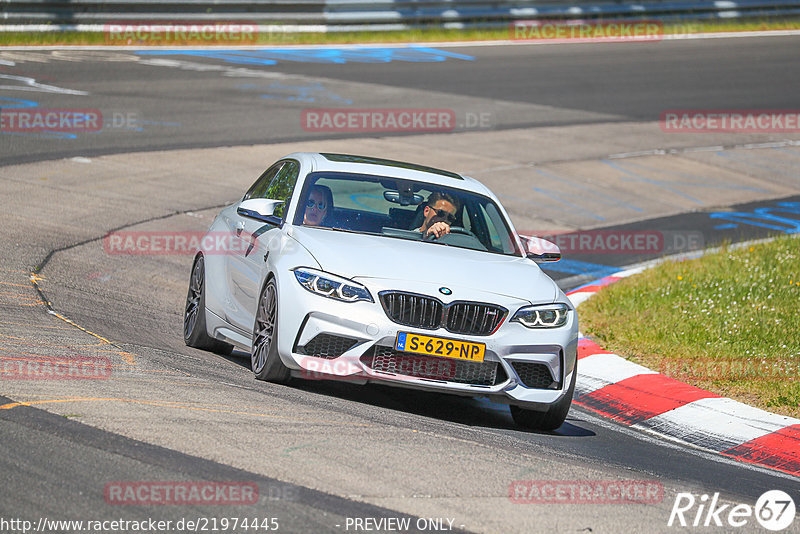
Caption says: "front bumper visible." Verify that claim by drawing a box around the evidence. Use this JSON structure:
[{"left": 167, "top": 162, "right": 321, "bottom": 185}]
[{"left": 275, "top": 276, "right": 578, "bottom": 409}]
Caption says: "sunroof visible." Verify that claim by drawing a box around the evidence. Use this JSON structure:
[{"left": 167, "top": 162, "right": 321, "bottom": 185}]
[{"left": 321, "top": 153, "right": 463, "bottom": 180}]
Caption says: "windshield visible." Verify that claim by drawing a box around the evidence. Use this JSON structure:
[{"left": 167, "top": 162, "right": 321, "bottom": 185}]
[{"left": 293, "top": 172, "right": 521, "bottom": 256}]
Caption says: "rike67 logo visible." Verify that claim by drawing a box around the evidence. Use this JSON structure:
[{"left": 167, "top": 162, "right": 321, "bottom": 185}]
[{"left": 669, "top": 490, "right": 795, "bottom": 531}]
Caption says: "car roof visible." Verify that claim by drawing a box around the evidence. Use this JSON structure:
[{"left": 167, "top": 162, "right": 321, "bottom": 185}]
[{"left": 285, "top": 152, "right": 494, "bottom": 197}]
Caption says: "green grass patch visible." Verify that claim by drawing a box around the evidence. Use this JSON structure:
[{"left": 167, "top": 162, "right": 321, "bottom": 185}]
[
  {"left": 1, "top": 18, "right": 799, "bottom": 47},
  {"left": 580, "top": 234, "right": 800, "bottom": 418}
]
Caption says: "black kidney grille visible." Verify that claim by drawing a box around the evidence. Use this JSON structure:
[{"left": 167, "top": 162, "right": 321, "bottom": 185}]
[
  {"left": 445, "top": 302, "right": 506, "bottom": 335},
  {"left": 379, "top": 292, "right": 506, "bottom": 336},
  {"left": 380, "top": 292, "right": 442, "bottom": 329}
]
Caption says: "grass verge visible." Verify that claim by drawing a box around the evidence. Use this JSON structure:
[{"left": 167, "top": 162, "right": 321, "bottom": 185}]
[
  {"left": 579, "top": 234, "right": 800, "bottom": 418},
  {"left": 1, "top": 19, "right": 799, "bottom": 46}
]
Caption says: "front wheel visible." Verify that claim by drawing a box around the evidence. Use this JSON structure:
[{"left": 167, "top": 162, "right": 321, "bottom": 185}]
[
  {"left": 510, "top": 362, "right": 576, "bottom": 431},
  {"left": 184, "top": 255, "right": 233, "bottom": 355},
  {"left": 251, "top": 278, "right": 291, "bottom": 383}
]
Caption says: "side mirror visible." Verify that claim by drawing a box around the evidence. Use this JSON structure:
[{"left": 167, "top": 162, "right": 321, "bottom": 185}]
[
  {"left": 520, "top": 235, "right": 561, "bottom": 263},
  {"left": 237, "top": 198, "right": 283, "bottom": 226}
]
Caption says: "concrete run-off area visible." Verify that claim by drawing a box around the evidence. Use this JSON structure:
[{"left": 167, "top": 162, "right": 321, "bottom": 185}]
[{"left": 1, "top": 118, "right": 799, "bottom": 531}]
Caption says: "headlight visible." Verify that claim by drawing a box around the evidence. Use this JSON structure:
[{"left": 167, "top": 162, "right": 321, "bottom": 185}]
[
  {"left": 511, "top": 303, "right": 570, "bottom": 328},
  {"left": 292, "top": 267, "right": 373, "bottom": 303}
]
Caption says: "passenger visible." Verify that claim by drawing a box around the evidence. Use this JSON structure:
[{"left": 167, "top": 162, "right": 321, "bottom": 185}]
[
  {"left": 415, "top": 191, "right": 459, "bottom": 239},
  {"left": 303, "top": 185, "right": 333, "bottom": 226}
]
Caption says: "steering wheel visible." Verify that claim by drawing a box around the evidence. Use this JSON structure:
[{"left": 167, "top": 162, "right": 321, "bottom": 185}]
[
  {"left": 448, "top": 226, "right": 470, "bottom": 235},
  {"left": 423, "top": 226, "right": 470, "bottom": 241}
]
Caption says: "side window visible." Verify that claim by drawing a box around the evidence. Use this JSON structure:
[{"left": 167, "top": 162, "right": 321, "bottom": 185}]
[
  {"left": 243, "top": 162, "right": 283, "bottom": 201},
  {"left": 263, "top": 160, "right": 300, "bottom": 219}
]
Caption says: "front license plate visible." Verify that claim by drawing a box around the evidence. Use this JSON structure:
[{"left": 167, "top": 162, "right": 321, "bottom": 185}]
[{"left": 395, "top": 332, "right": 485, "bottom": 362}]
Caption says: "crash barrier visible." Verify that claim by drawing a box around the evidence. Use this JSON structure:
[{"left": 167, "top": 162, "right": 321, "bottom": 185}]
[{"left": 2, "top": 0, "right": 800, "bottom": 30}]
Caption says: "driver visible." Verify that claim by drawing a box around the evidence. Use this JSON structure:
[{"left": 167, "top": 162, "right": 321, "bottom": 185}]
[{"left": 415, "top": 191, "right": 460, "bottom": 239}]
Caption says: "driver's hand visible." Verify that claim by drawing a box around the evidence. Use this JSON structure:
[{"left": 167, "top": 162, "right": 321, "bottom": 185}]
[{"left": 426, "top": 222, "right": 451, "bottom": 239}]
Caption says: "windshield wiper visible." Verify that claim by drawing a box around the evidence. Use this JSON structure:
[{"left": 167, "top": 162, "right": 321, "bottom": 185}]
[{"left": 314, "top": 226, "right": 380, "bottom": 236}]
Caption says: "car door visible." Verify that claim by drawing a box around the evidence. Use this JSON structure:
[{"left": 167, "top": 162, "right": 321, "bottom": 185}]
[{"left": 225, "top": 160, "right": 300, "bottom": 332}]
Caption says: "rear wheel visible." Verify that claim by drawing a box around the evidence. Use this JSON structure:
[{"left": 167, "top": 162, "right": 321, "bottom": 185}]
[
  {"left": 183, "top": 255, "right": 233, "bottom": 355},
  {"left": 510, "top": 361, "right": 576, "bottom": 431},
  {"left": 251, "top": 278, "right": 291, "bottom": 383}
]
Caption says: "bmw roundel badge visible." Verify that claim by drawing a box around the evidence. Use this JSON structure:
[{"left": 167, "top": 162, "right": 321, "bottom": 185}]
[{"left": 439, "top": 287, "right": 452, "bottom": 295}]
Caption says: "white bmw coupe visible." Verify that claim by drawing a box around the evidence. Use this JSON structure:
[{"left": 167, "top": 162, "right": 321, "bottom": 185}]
[{"left": 184, "top": 153, "right": 578, "bottom": 430}]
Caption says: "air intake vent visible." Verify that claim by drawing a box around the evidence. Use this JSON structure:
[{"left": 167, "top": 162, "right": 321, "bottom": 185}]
[
  {"left": 511, "top": 362, "right": 558, "bottom": 389},
  {"left": 361, "top": 346, "right": 506, "bottom": 386},
  {"left": 295, "top": 334, "right": 359, "bottom": 359}
]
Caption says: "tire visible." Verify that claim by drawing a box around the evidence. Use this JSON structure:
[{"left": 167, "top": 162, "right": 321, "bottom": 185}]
[
  {"left": 183, "top": 254, "right": 233, "bottom": 355},
  {"left": 510, "top": 361, "right": 576, "bottom": 431},
  {"left": 251, "top": 278, "right": 291, "bottom": 383}
]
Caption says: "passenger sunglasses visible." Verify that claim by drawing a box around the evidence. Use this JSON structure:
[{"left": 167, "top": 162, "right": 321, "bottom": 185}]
[{"left": 306, "top": 199, "right": 327, "bottom": 210}]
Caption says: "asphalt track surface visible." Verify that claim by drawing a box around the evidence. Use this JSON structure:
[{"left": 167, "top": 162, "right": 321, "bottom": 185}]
[
  {"left": 2, "top": 36, "right": 800, "bottom": 164},
  {"left": 1, "top": 37, "right": 800, "bottom": 533}
]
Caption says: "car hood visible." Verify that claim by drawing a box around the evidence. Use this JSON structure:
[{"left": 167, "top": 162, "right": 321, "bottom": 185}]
[{"left": 289, "top": 226, "right": 558, "bottom": 303}]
